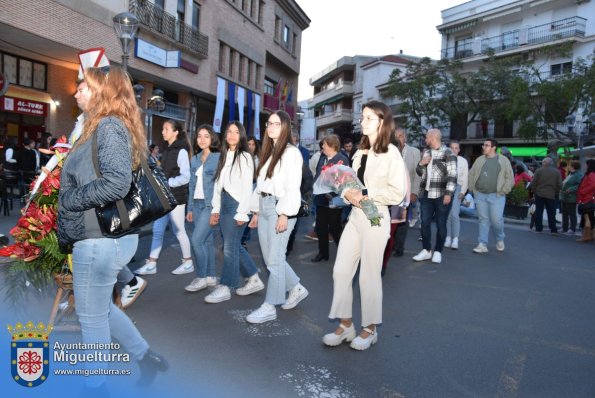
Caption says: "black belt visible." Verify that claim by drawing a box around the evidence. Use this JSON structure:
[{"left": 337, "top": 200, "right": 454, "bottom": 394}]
[{"left": 260, "top": 192, "right": 273, "bottom": 198}]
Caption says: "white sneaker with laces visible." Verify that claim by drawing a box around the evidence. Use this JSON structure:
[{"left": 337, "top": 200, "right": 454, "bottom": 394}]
[
  {"left": 246, "top": 303, "right": 277, "bottom": 324},
  {"left": 121, "top": 277, "right": 147, "bottom": 308},
  {"left": 236, "top": 274, "right": 265, "bottom": 296},
  {"left": 281, "top": 283, "right": 309, "bottom": 310},
  {"left": 172, "top": 259, "right": 194, "bottom": 275},
  {"left": 412, "top": 249, "right": 432, "bottom": 262},
  {"left": 496, "top": 241, "right": 505, "bottom": 251},
  {"left": 451, "top": 237, "right": 459, "bottom": 250},
  {"left": 473, "top": 243, "right": 488, "bottom": 253},
  {"left": 432, "top": 251, "right": 442, "bottom": 264},
  {"left": 444, "top": 237, "right": 452, "bottom": 248},
  {"left": 135, "top": 260, "right": 157, "bottom": 275},
  {"left": 185, "top": 278, "right": 208, "bottom": 292},
  {"left": 206, "top": 276, "right": 217, "bottom": 286},
  {"left": 204, "top": 285, "right": 231, "bottom": 303}
]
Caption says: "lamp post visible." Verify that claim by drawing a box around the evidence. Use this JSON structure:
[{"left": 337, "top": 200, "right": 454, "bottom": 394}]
[
  {"left": 133, "top": 84, "right": 165, "bottom": 144},
  {"left": 112, "top": 12, "right": 139, "bottom": 72}
]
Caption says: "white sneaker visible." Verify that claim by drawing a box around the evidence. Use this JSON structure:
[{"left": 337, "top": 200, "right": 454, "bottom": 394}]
[
  {"left": 432, "top": 251, "right": 442, "bottom": 264},
  {"left": 185, "top": 278, "right": 208, "bottom": 292},
  {"left": 281, "top": 283, "right": 309, "bottom": 310},
  {"left": 206, "top": 276, "right": 217, "bottom": 286},
  {"left": 473, "top": 243, "right": 488, "bottom": 253},
  {"left": 236, "top": 274, "right": 265, "bottom": 296},
  {"left": 444, "top": 237, "right": 452, "bottom": 248},
  {"left": 121, "top": 277, "right": 147, "bottom": 308},
  {"left": 412, "top": 249, "right": 432, "bottom": 262},
  {"left": 246, "top": 303, "right": 277, "bottom": 324},
  {"left": 135, "top": 260, "right": 157, "bottom": 275},
  {"left": 451, "top": 237, "right": 459, "bottom": 250},
  {"left": 496, "top": 241, "right": 505, "bottom": 251},
  {"left": 204, "top": 285, "right": 231, "bottom": 303},
  {"left": 172, "top": 259, "right": 194, "bottom": 275}
]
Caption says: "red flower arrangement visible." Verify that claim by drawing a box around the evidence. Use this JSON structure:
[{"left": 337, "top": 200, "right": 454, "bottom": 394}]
[{"left": 0, "top": 136, "right": 70, "bottom": 277}]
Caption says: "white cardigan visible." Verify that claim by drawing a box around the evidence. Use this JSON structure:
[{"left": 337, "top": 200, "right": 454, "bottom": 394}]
[{"left": 212, "top": 150, "right": 254, "bottom": 222}]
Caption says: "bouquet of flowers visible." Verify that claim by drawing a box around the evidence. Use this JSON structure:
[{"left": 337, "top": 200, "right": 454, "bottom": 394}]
[
  {"left": 313, "top": 164, "right": 383, "bottom": 226},
  {"left": 0, "top": 136, "right": 71, "bottom": 303}
]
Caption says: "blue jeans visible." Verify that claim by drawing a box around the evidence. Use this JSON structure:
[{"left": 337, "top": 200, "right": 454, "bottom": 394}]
[
  {"left": 446, "top": 185, "right": 462, "bottom": 238},
  {"left": 190, "top": 199, "right": 216, "bottom": 278},
  {"left": 474, "top": 191, "right": 506, "bottom": 244},
  {"left": 420, "top": 191, "right": 452, "bottom": 252},
  {"left": 534, "top": 195, "right": 558, "bottom": 233},
  {"left": 72, "top": 235, "right": 149, "bottom": 387},
  {"left": 257, "top": 195, "right": 299, "bottom": 305},
  {"left": 220, "top": 191, "right": 258, "bottom": 288}
]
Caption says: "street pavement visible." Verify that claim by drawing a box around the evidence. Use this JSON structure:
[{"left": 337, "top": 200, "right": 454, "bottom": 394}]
[{"left": 1, "top": 208, "right": 594, "bottom": 398}]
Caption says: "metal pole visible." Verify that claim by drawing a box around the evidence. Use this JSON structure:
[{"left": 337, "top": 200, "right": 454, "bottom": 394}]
[{"left": 121, "top": 54, "right": 129, "bottom": 73}]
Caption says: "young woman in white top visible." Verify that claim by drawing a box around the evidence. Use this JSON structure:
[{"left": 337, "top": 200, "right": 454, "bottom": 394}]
[
  {"left": 322, "top": 100, "right": 407, "bottom": 350},
  {"left": 205, "top": 121, "right": 264, "bottom": 303},
  {"left": 245, "top": 110, "right": 308, "bottom": 324}
]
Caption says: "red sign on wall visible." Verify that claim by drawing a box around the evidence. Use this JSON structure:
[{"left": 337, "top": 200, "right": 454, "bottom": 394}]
[{"left": 0, "top": 96, "right": 48, "bottom": 117}]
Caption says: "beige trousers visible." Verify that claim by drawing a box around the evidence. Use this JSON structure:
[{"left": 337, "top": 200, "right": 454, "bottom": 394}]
[{"left": 328, "top": 205, "right": 390, "bottom": 327}]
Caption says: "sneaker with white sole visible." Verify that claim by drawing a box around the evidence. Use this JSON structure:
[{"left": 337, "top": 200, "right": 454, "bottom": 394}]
[
  {"left": 473, "top": 243, "right": 488, "bottom": 253},
  {"left": 135, "top": 260, "right": 157, "bottom": 275},
  {"left": 496, "top": 241, "right": 505, "bottom": 251},
  {"left": 236, "top": 274, "right": 265, "bottom": 296},
  {"left": 281, "top": 283, "right": 309, "bottom": 310},
  {"left": 432, "top": 251, "right": 442, "bottom": 263},
  {"left": 185, "top": 278, "right": 208, "bottom": 292},
  {"left": 206, "top": 276, "right": 217, "bottom": 286},
  {"left": 246, "top": 303, "right": 277, "bottom": 324},
  {"left": 444, "top": 237, "right": 452, "bottom": 248},
  {"left": 204, "top": 285, "right": 231, "bottom": 303},
  {"left": 172, "top": 259, "right": 194, "bottom": 275},
  {"left": 121, "top": 277, "right": 147, "bottom": 308},
  {"left": 451, "top": 237, "right": 459, "bottom": 250},
  {"left": 412, "top": 249, "right": 432, "bottom": 262}
]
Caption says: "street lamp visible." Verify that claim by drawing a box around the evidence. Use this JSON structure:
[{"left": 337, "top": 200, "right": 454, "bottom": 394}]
[{"left": 113, "top": 12, "right": 139, "bottom": 72}]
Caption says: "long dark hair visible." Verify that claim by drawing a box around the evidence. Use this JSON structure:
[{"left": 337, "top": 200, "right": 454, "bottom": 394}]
[
  {"left": 193, "top": 124, "right": 220, "bottom": 155},
  {"left": 359, "top": 100, "right": 393, "bottom": 154},
  {"left": 164, "top": 119, "right": 191, "bottom": 158},
  {"left": 247, "top": 135, "right": 260, "bottom": 158},
  {"left": 258, "top": 110, "right": 293, "bottom": 179},
  {"left": 214, "top": 121, "right": 250, "bottom": 181}
]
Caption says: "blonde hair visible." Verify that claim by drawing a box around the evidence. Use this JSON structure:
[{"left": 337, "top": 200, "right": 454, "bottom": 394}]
[{"left": 79, "top": 66, "right": 147, "bottom": 168}]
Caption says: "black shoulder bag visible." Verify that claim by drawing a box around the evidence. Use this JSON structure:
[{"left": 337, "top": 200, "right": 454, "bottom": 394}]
[{"left": 92, "top": 134, "right": 177, "bottom": 238}]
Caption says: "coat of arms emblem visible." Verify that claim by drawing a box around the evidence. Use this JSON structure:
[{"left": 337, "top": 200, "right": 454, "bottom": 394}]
[{"left": 8, "top": 321, "right": 53, "bottom": 387}]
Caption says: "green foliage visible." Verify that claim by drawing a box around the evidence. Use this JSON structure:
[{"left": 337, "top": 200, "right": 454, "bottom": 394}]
[{"left": 506, "top": 182, "right": 530, "bottom": 206}]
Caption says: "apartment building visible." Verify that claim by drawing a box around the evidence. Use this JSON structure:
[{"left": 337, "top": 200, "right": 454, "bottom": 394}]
[
  {"left": 438, "top": 0, "right": 595, "bottom": 156},
  {"left": 0, "top": 0, "right": 309, "bottom": 146}
]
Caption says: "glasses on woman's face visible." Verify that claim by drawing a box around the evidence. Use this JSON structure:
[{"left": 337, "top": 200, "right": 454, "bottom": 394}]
[
  {"left": 266, "top": 121, "right": 281, "bottom": 128},
  {"left": 359, "top": 116, "right": 380, "bottom": 124}
]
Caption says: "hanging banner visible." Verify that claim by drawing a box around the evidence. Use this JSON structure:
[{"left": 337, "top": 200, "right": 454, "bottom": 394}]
[
  {"left": 237, "top": 86, "right": 245, "bottom": 125},
  {"left": 228, "top": 82, "right": 236, "bottom": 122},
  {"left": 213, "top": 77, "right": 226, "bottom": 132},
  {"left": 247, "top": 90, "right": 253, "bottom": 136},
  {"left": 254, "top": 93, "right": 261, "bottom": 140}
]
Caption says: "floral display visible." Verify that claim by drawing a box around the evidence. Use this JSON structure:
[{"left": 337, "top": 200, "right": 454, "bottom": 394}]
[
  {"left": 0, "top": 136, "right": 71, "bottom": 292},
  {"left": 313, "top": 164, "right": 383, "bottom": 226}
]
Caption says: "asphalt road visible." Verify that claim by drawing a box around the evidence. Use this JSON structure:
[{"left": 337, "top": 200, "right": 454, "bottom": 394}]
[{"left": 2, "top": 216, "right": 594, "bottom": 398}]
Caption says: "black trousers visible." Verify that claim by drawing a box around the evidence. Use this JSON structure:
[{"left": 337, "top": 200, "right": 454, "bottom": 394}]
[{"left": 315, "top": 206, "right": 343, "bottom": 257}]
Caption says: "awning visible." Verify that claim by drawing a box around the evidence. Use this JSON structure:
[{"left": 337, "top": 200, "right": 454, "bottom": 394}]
[
  {"left": 313, "top": 94, "right": 344, "bottom": 108},
  {"left": 438, "top": 19, "right": 477, "bottom": 34},
  {"left": 4, "top": 85, "right": 53, "bottom": 104},
  {"left": 505, "top": 146, "right": 574, "bottom": 157}
]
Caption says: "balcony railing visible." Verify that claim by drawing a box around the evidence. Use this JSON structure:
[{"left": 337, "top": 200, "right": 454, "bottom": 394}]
[
  {"left": 130, "top": 0, "right": 208, "bottom": 59},
  {"left": 441, "top": 16, "right": 586, "bottom": 60},
  {"left": 151, "top": 101, "right": 187, "bottom": 120},
  {"left": 311, "top": 81, "right": 354, "bottom": 107},
  {"left": 315, "top": 110, "right": 353, "bottom": 127},
  {"left": 263, "top": 94, "right": 279, "bottom": 111}
]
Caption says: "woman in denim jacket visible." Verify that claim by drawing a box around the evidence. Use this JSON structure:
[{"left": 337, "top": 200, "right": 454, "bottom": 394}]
[{"left": 185, "top": 124, "right": 220, "bottom": 292}]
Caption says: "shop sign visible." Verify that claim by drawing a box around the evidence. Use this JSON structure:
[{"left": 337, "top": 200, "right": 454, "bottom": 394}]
[
  {"left": 0, "top": 96, "right": 48, "bottom": 117},
  {"left": 134, "top": 38, "right": 180, "bottom": 68},
  {"left": 0, "top": 72, "right": 8, "bottom": 97}
]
